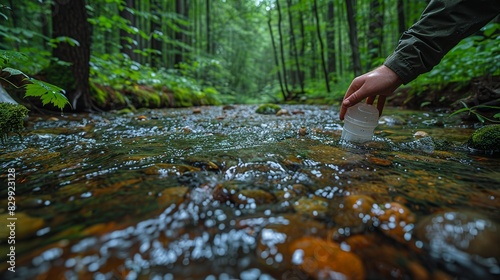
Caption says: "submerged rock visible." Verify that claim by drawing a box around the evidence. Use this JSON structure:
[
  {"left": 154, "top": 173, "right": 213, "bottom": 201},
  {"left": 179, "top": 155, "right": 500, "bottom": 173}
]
[
  {"left": 467, "top": 124, "right": 500, "bottom": 151},
  {"left": 290, "top": 236, "right": 365, "bottom": 280},
  {"left": 375, "top": 202, "right": 416, "bottom": 244},
  {"left": 333, "top": 195, "right": 376, "bottom": 233},
  {"left": 415, "top": 211, "right": 500, "bottom": 279}
]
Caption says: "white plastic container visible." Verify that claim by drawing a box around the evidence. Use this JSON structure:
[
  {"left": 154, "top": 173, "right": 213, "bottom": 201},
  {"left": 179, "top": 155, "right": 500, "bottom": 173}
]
[{"left": 340, "top": 103, "right": 379, "bottom": 143}]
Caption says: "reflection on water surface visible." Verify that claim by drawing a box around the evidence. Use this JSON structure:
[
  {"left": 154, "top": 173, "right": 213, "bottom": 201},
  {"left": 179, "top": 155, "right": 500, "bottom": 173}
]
[{"left": 1, "top": 105, "right": 499, "bottom": 279}]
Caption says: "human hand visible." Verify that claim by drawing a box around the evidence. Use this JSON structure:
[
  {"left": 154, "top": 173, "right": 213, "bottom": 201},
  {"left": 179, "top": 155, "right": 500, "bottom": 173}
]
[{"left": 339, "top": 65, "right": 402, "bottom": 120}]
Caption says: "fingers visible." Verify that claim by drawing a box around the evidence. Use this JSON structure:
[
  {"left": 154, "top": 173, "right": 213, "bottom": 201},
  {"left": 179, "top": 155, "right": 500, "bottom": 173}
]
[
  {"left": 340, "top": 79, "right": 363, "bottom": 120},
  {"left": 376, "top": 95, "right": 386, "bottom": 116}
]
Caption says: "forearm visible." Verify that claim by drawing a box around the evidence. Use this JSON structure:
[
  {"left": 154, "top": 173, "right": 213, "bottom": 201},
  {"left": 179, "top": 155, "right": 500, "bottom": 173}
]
[{"left": 384, "top": 0, "right": 500, "bottom": 84}]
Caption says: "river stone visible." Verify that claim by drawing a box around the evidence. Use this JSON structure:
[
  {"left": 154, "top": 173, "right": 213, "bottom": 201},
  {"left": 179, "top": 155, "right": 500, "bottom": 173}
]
[
  {"left": 415, "top": 211, "right": 500, "bottom": 279},
  {"left": 333, "top": 195, "right": 376, "bottom": 233},
  {"left": 375, "top": 202, "right": 416, "bottom": 244},
  {"left": 293, "top": 196, "right": 329, "bottom": 219},
  {"left": 231, "top": 189, "right": 275, "bottom": 206},
  {"left": 254, "top": 214, "right": 326, "bottom": 272},
  {"left": 467, "top": 124, "right": 500, "bottom": 151},
  {"left": 290, "top": 236, "right": 365, "bottom": 280}
]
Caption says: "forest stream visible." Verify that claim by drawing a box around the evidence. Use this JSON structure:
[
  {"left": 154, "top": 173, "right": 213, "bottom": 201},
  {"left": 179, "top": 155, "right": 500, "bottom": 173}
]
[{"left": 1, "top": 104, "right": 499, "bottom": 280}]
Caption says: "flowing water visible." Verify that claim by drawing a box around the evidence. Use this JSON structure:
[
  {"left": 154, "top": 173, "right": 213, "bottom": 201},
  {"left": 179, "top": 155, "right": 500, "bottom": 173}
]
[{"left": 1, "top": 105, "right": 499, "bottom": 280}]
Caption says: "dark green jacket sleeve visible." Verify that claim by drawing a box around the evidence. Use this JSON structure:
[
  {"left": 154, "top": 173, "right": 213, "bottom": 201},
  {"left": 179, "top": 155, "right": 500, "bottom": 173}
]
[{"left": 384, "top": 0, "right": 500, "bottom": 84}]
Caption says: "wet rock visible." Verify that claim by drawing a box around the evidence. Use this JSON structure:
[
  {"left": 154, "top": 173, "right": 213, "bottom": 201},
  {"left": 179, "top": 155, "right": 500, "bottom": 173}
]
[
  {"left": 274, "top": 184, "right": 307, "bottom": 201},
  {"left": 276, "top": 109, "right": 290, "bottom": 116},
  {"left": 297, "top": 127, "right": 308, "bottom": 136},
  {"left": 157, "top": 186, "right": 189, "bottom": 208},
  {"left": 212, "top": 183, "right": 234, "bottom": 203},
  {"left": 367, "top": 156, "right": 392, "bottom": 167},
  {"left": 415, "top": 210, "right": 500, "bottom": 279},
  {"left": 308, "top": 145, "right": 364, "bottom": 166},
  {"left": 400, "top": 136, "right": 436, "bottom": 154},
  {"left": 231, "top": 189, "right": 275, "bottom": 206},
  {"left": 379, "top": 115, "right": 406, "bottom": 126},
  {"left": 255, "top": 104, "right": 281, "bottom": 115},
  {"left": 293, "top": 196, "right": 329, "bottom": 219},
  {"left": 192, "top": 108, "right": 202, "bottom": 114},
  {"left": 345, "top": 233, "right": 422, "bottom": 280},
  {"left": 222, "top": 105, "right": 235, "bottom": 110},
  {"left": 290, "top": 236, "right": 365, "bottom": 280},
  {"left": 375, "top": 202, "right": 415, "bottom": 243},
  {"left": 291, "top": 110, "right": 305, "bottom": 115},
  {"left": 333, "top": 195, "right": 376, "bottom": 233},
  {"left": 467, "top": 124, "right": 500, "bottom": 151},
  {"left": 414, "top": 131, "right": 429, "bottom": 138},
  {"left": 0, "top": 212, "right": 45, "bottom": 240},
  {"left": 255, "top": 214, "right": 327, "bottom": 271},
  {"left": 142, "top": 163, "right": 200, "bottom": 176}
]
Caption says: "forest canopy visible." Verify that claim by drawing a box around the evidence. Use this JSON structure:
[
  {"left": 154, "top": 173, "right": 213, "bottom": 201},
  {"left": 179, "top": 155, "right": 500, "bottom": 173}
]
[{"left": 0, "top": 0, "right": 499, "bottom": 112}]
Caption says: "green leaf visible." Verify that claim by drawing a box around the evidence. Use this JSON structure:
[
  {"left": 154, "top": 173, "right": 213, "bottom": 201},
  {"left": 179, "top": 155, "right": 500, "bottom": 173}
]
[
  {"left": 494, "top": 113, "right": 500, "bottom": 119},
  {"left": 2, "top": 67, "right": 28, "bottom": 77},
  {"left": 0, "top": 12, "right": 7, "bottom": 20},
  {"left": 23, "top": 78, "right": 69, "bottom": 110}
]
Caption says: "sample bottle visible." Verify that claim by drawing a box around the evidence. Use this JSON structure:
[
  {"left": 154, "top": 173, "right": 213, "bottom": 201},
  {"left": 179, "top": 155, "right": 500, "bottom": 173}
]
[{"left": 340, "top": 103, "right": 379, "bottom": 144}]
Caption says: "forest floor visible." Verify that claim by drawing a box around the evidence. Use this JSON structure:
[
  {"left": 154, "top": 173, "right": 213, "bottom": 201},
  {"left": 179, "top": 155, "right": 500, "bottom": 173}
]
[{"left": 388, "top": 75, "right": 500, "bottom": 122}]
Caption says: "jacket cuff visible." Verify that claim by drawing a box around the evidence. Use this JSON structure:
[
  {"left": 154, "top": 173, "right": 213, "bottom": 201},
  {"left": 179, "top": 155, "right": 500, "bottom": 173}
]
[{"left": 383, "top": 52, "right": 418, "bottom": 85}]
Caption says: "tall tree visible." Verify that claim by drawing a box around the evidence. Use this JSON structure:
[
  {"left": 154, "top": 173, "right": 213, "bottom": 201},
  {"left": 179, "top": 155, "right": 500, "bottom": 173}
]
[
  {"left": 397, "top": 0, "right": 406, "bottom": 35},
  {"left": 120, "top": 0, "right": 137, "bottom": 60},
  {"left": 286, "top": 0, "right": 304, "bottom": 94},
  {"left": 312, "top": 0, "right": 330, "bottom": 92},
  {"left": 367, "top": 0, "right": 384, "bottom": 70},
  {"left": 51, "top": 0, "right": 92, "bottom": 111},
  {"left": 326, "top": 0, "right": 336, "bottom": 80},
  {"left": 344, "top": 0, "right": 362, "bottom": 76},
  {"left": 276, "top": 0, "right": 291, "bottom": 99},
  {"left": 268, "top": 15, "right": 286, "bottom": 100}
]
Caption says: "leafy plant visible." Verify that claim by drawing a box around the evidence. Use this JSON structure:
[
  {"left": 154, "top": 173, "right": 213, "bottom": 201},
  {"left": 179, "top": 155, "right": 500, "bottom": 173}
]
[
  {"left": 0, "top": 50, "right": 69, "bottom": 110},
  {"left": 449, "top": 101, "right": 500, "bottom": 123}
]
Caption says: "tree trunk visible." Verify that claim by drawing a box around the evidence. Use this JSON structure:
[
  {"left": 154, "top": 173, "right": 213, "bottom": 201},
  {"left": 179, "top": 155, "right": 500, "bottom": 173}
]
[
  {"left": 367, "top": 0, "right": 384, "bottom": 70},
  {"left": 397, "top": 0, "right": 406, "bottom": 35},
  {"left": 120, "top": 0, "right": 137, "bottom": 60},
  {"left": 52, "top": 0, "right": 92, "bottom": 111},
  {"left": 206, "top": 0, "right": 212, "bottom": 54},
  {"left": 312, "top": 0, "right": 330, "bottom": 92},
  {"left": 268, "top": 16, "right": 286, "bottom": 100},
  {"left": 326, "top": 0, "right": 336, "bottom": 80},
  {"left": 345, "top": 0, "right": 362, "bottom": 76},
  {"left": 276, "top": 0, "right": 291, "bottom": 99},
  {"left": 286, "top": 0, "right": 304, "bottom": 96},
  {"left": 174, "top": 0, "right": 186, "bottom": 66}
]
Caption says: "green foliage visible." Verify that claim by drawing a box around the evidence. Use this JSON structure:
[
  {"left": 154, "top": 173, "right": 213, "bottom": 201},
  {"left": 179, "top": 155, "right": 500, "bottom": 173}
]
[
  {"left": 449, "top": 101, "right": 500, "bottom": 123},
  {"left": 0, "top": 50, "right": 69, "bottom": 110},
  {"left": 409, "top": 23, "right": 500, "bottom": 94},
  {"left": 90, "top": 53, "right": 221, "bottom": 108},
  {"left": 467, "top": 124, "right": 500, "bottom": 151},
  {"left": 0, "top": 102, "right": 29, "bottom": 143}
]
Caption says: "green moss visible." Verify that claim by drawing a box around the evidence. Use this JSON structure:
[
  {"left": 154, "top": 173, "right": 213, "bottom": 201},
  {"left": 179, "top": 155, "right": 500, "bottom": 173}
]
[
  {"left": 173, "top": 87, "right": 194, "bottom": 107},
  {"left": 0, "top": 102, "right": 29, "bottom": 143},
  {"left": 255, "top": 104, "right": 281, "bottom": 115},
  {"left": 468, "top": 124, "right": 500, "bottom": 151}
]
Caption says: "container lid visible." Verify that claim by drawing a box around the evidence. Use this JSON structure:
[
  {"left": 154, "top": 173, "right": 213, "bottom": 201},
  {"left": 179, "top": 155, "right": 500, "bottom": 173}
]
[{"left": 344, "top": 103, "right": 379, "bottom": 126}]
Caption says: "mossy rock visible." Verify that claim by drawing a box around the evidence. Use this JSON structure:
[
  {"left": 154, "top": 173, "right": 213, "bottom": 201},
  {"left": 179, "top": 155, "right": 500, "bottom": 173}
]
[
  {"left": 255, "top": 104, "right": 281, "bottom": 115},
  {"left": 0, "top": 102, "right": 29, "bottom": 143},
  {"left": 467, "top": 124, "right": 500, "bottom": 151}
]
